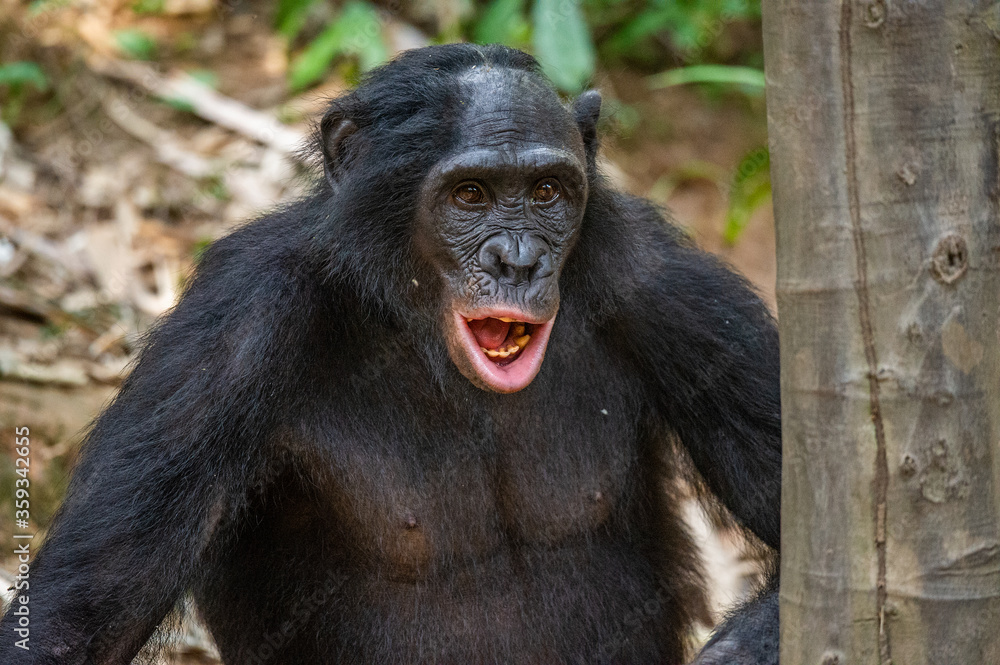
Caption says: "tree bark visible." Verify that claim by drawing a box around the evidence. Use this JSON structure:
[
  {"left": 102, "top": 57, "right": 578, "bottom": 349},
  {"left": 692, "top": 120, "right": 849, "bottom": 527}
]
[{"left": 764, "top": 1, "right": 1000, "bottom": 663}]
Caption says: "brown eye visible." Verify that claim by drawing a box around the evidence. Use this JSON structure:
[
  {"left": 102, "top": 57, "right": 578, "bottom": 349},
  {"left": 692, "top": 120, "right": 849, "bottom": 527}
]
[
  {"left": 531, "top": 178, "right": 561, "bottom": 204},
  {"left": 453, "top": 182, "right": 486, "bottom": 205}
]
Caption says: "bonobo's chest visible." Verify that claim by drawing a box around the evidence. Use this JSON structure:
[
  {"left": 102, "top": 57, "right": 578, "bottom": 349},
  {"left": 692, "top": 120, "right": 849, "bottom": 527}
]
[{"left": 312, "top": 336, "right": 645, "bottom": 582}]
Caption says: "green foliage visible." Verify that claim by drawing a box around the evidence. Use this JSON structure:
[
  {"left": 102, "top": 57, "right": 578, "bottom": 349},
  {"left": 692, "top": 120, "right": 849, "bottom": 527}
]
[
  {"left": 0, "top": 61, "right": 48, "bottom": 90},
  {"left": 288, "top": 1, "right": 387, "bottom": 91},
  {"left": 475, "top": 0, "right": 530, "bottom": 48},
  {"left": 463, "top": 0, "right": 762, "bottom": 93},
  {"left": 646, "top": 149, "right": 771, "bottom": 246},
  {"left": 648, "top": 64, "right": 765, "bottom": 92},
  {"left": 0, "top": 61, "right": 49, "bottom": 126},
  {"left": 114, "top": 29, "right": 158, "bottom": 60},
  {"left": 275, "top": 0, "right": 321, "bottom": 40},
  {"left": 531, "top": 0, "right": 596, "bottom": 93},
  {"left": 274, "top": 0, "right": 762, "bottom": 94},
  {"left": 723, "top": 147, "right": 770, "bottom": 244},
  {"left": 593, "top": 0, "right": 760, "bottom": 63}
]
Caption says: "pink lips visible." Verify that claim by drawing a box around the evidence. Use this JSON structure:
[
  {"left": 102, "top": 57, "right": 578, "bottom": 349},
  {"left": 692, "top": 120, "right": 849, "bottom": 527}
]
[{"left": 454, "top": 309, "right": 556, "bottom": 393}]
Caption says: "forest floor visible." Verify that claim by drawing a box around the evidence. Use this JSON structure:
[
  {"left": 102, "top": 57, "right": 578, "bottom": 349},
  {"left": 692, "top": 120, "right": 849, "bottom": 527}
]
[{"left": 0, "top": 1, "right": 774, "bottom": 660}]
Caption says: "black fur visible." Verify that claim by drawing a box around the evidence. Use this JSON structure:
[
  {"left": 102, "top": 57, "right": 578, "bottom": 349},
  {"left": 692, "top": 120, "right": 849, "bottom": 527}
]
[{"left": 0, "top": 44, "right": 780, "bottom": 664}]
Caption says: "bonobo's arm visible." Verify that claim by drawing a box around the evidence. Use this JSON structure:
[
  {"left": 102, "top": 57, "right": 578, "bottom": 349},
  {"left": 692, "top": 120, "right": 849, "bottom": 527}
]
[
  {"left": 611, "top": 203, "right": 781, "bottom": 664},
  {"left": 0, "top": 228, "right": 311, "bottom": 664}
]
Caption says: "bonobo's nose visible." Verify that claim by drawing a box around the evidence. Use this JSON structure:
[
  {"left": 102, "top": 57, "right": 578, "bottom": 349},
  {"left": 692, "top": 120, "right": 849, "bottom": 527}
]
[{"left": 478, "top": 233, "right": 550, "bottom": 287}]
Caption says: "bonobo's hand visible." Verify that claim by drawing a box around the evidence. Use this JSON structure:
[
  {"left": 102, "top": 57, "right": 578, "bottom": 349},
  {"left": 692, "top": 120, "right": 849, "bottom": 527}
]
[{"left": 691, "top": 587, "right": 778, "bottom": 665}]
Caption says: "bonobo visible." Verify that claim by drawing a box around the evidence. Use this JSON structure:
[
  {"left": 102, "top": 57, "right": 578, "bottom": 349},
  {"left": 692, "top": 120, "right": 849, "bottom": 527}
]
[{"left": 0, "top": 44, "right": 780, "bottom": 665}]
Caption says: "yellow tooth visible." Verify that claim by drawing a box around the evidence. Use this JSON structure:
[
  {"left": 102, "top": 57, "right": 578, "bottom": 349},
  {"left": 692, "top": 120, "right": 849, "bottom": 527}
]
[
  {"left": 497, "top": 349, "right": 511, "bottom": 358},
  {"left": 512, "top": 323, "right": 526, "bottom": 336},
  {"left": 514, "top": 334, "right": 530, "bottom": 347},
  {"left": 467, "top": 317, "right": 474, "bottom": 322},
  {"left": 484, "top": 348, "right": 502, "bottom": 357},
  {"left": 498, "top": 317, "right": 515, "bottom": 322}
]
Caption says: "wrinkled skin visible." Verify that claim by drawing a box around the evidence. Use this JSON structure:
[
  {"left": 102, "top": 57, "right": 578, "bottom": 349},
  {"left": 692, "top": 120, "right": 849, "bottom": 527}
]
[
  {"left": 412, "top": 68, "right": 591, "bottom": 392},
  {"left": 0, "top": 45, "right": 779, "bottom": 665}
]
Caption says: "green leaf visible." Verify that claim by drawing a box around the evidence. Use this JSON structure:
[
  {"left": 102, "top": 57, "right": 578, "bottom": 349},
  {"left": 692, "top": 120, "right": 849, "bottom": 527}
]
[
  {"left": 114, "top": 29, "right": 158, "bottom": 60},
  {"left": 0, "top": 62, "right": 49, "bottom": 90},
  {"left": 647, "top": 64, "right": 766, "bottom": 90},
  {"left": 723, "top": 148, "right": 771, "bottom": 245},
  {"left": 275, "top": 0, "right": 320, "bottom": 40},
  {"left": 531, "top": 0, "right": 596, "bottom": 93},
  {"left": 475, "top": 0, "right": 529, "bottom": 47},
  {"left": 288, "top": 2, "right": 386, "bottom": 92},
  {"left": 344, "top": 4, "right": 388, "bottom": 72},
  {"left": 723, "top": 180, "right": 771, "bottom": 244},
  {"left": 603, "top": 8, "right": 677, "bottom": 56}
]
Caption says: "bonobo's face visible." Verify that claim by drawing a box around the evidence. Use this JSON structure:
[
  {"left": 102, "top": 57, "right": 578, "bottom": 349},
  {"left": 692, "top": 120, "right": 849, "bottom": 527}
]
[{"left": 415, "top": 68, "right": 593, "bottom": 393}]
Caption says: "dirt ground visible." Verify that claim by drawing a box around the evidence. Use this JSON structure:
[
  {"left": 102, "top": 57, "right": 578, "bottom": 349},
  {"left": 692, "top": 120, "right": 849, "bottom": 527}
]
[{"left": 0, "top": 1, "right": 775, "bottom": 660}]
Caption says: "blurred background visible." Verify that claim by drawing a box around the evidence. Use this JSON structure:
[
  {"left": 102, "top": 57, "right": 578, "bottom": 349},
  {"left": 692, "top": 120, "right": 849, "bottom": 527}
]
[{"left": 0, "top": 0, "right": 774, "bottom": 660}]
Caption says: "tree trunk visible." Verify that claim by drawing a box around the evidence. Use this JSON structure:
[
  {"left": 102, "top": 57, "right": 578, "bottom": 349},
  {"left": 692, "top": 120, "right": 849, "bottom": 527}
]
[{"left": 763, "top": 1, "right": 1000, "bottom": 663}]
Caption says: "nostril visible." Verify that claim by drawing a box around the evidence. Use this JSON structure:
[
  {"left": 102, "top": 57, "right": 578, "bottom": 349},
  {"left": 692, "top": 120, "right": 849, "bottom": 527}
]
[
  {"left": 528, "top": 256, "right": 545, "bottom": 280},
  {"left": 477, "top": 235, "right": 549, "bottom": 285}
]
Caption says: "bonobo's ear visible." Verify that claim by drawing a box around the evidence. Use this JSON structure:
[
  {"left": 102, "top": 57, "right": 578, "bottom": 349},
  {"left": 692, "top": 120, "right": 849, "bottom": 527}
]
[
  {"left": 320, "top": 109, "right": 359, "bottom": 190},
  {"left": 573, "top": 90, "right": 602, "bottom": 165}
]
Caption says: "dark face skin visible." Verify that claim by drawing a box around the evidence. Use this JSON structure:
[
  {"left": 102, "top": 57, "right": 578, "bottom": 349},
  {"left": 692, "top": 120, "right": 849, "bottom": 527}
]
[{"left": 414, "top": 68, "right": 590, "bottom": 393}]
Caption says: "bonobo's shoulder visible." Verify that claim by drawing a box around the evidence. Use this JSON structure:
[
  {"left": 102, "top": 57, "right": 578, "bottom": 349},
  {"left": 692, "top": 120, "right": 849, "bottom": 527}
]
[
  {"left": 177, "top": 211, "right": 320, "bottom": 326},
  {"left": 583, "top": 189, "right": 775, "bottom": 333},
  {"left": 568, "top": 187, "right": 696, "bottom": 302},
  {"left": 609, "top": 191, "right": 692, "bottom": 264},
  {"left": 197, "top": 218, "right": 304, "bottom": 282}
]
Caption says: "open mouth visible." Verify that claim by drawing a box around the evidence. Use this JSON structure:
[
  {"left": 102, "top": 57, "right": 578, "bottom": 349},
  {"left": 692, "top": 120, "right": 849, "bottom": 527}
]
[
  {"left": 453, "top": 310, "right": 556, "bottom": 393},
  {"left": 467, "top": 317, "right": 535, "bottom": 365}
]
